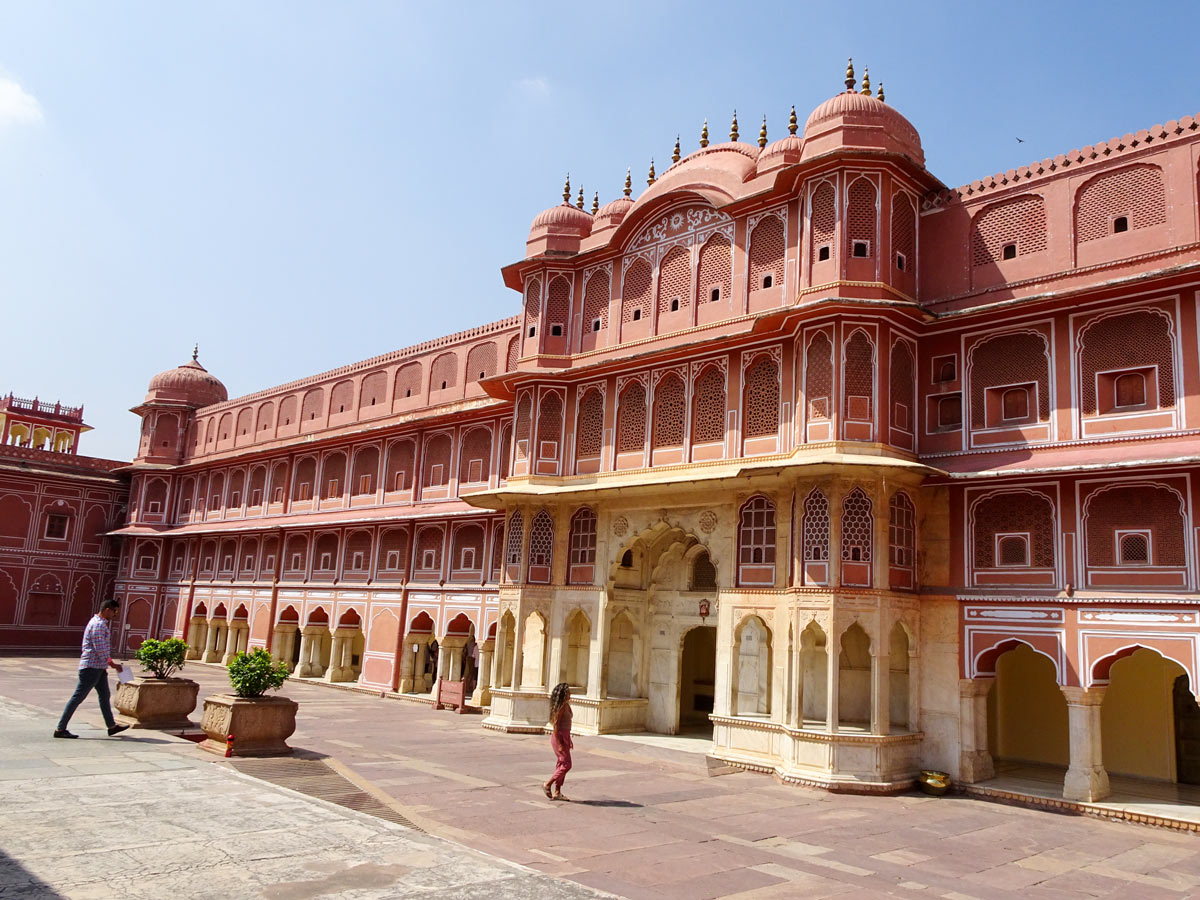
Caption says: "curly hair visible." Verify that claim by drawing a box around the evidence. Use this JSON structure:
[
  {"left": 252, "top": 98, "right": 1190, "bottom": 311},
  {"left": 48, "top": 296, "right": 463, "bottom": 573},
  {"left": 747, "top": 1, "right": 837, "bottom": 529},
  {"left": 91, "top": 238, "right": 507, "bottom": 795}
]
[{"left": 548, "top": 682, "right": 571, "bottom": 725}]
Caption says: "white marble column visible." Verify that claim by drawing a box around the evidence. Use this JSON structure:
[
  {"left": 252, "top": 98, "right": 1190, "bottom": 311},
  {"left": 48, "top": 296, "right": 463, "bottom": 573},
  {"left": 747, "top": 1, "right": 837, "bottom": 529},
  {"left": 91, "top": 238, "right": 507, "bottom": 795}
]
[
  {"left": 202, "top": 621, "right": 219, "bottom": 662},
  {"left": 870, "top": 644, "right": 890, "bottom": 735},
  {"left": 826, "top": 624, "right": 840, "bottom": 733},
  {"left": 1061, "top": 685, "right": 1111, "bottom": 802},
  {"left": 471, "top": 639, "right": 494, "bottom": 706}
]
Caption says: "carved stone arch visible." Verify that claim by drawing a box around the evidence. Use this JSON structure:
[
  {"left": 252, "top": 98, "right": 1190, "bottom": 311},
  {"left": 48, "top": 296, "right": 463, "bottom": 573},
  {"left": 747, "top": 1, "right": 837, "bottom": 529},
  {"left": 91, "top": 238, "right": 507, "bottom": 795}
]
[
  {"left": 1090, "top": 642, "right": 1196, "bottom": 689},
  {"left": 973, "top": 637, "right": 1062, "bottom": 682}
]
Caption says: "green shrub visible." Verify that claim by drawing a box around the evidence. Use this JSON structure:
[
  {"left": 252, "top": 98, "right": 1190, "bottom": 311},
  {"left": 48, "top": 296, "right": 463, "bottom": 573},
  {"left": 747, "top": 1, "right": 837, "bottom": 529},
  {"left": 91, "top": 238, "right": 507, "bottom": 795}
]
[
  {"left": 134, "top": 638, "right": 189, "bottom": 679},
  {"left": 227, "top": 648, "right": 289, "bottom": 699}
]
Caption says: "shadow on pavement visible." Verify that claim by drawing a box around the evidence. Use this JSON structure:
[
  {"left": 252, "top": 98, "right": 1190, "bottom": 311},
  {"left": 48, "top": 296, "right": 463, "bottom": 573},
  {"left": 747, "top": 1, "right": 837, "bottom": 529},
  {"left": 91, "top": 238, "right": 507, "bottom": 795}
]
[
  {"left": 572, "top": 799, "right": 643, "bottom": 808},
  {"left": 0, "top": 848, "right": 64, "bottom": 898}
]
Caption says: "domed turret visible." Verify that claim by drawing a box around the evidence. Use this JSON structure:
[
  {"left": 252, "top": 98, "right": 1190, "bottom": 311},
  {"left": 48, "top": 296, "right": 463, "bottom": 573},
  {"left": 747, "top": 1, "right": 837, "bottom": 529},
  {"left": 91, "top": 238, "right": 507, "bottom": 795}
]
[
  {"left": 757, "top": 105, "right": 805, "bottom": 174},
  {"left": 526, "top": 175, "right": 593, "bottom": 256},
  {"left": 802, "top": 62, "right": 923, "bottom": 165},
  {"left": 145, "top": 349, "right": 228, "bottom": 408}
]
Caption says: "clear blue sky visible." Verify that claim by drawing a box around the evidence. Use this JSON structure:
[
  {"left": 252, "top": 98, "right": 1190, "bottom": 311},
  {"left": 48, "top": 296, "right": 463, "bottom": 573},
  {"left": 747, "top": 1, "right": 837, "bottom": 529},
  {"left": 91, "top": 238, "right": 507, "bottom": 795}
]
[{"left": 1, "top": 1, "right": 1196, "bottom": 459}]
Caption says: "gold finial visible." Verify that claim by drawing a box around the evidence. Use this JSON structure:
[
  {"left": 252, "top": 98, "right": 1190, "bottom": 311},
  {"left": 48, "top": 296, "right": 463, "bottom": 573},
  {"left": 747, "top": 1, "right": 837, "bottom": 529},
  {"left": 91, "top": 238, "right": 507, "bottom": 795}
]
[
  {"left": 562, "top": 173, "right": 570, "bottom": 204},
  {"left": 672, "top": 135, "right": 681, "bottom": 164},
  {"left": 729, "top": 110, "right": 739, "bottom": 142},
  {"left": 758, "top": 115, "right": 767, "bottom": 148},
  {"left": 844, "top": 57, "right": 855, "bottom": 91},
  {"left": 699, "top": 118, "right": 709, "bottom": 148},
  {"left": 576, "top": 185, "right": 584, "bottom": 209},
  {"left": 647, "top": 158, "right": 656, "bottom": 185},
  {"left": 860, "top": 66, "right": 871, "bottom": 96},
  {"left": 623, "top": 168, "right": 632, "bottom": 197},
  {"left": 192, "top": 343, "right": 199, "bottom": 362},
  {"left": 592, "top": 191, "right": 599, "bottom": 215},
  {"left": 877, "top": 81, "right": 885, "bottom": 103},
  {"left": 788, "top": 105, "right": 798, "bottom": 135}
]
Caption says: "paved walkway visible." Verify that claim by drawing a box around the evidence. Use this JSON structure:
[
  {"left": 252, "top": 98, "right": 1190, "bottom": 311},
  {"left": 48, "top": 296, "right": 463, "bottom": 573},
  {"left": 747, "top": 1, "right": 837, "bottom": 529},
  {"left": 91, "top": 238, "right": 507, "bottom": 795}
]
[{"left": 5, "top": 657, "right": 1200, "bottom": 899}]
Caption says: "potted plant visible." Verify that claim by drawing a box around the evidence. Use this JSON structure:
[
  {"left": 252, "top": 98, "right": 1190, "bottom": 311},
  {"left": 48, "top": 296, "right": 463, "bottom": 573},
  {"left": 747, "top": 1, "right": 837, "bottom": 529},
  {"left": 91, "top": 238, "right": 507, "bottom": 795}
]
[
  {"left": 200, "top": 648, "right": 298, "bottom": 757},
  {"left": 114, "top": 637, "right": 200, "bottom": 730}
]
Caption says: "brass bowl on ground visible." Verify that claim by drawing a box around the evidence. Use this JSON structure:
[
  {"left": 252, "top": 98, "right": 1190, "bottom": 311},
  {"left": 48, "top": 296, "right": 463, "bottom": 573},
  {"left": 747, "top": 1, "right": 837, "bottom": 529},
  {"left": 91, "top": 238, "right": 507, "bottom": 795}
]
[{"left": 917, "top": 769, "right": 951, "bottom": 796}]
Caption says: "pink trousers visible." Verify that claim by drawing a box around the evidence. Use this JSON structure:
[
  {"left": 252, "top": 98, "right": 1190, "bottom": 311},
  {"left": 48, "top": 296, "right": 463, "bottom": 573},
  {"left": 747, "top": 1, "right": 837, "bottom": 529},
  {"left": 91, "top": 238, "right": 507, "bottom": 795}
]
[{"left": 550, "top": 736, "right": 572, "bottom": 790}]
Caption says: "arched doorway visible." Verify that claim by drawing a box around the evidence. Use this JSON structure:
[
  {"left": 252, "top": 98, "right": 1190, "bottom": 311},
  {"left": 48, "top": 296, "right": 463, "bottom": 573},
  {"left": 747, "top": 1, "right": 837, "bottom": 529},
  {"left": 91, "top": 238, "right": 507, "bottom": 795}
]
[
  {"left": 1099, "top": 647, "right": 1192, "bottom": 783},
  {"left": 987, "top": 642, "right": 1068, "bottom": 768},
  {"left": 679, "top": 625, "right": 716, "bottom": 733},
  {"left": 1173, "top": 675, "right": 1200, "bottom": 785}
]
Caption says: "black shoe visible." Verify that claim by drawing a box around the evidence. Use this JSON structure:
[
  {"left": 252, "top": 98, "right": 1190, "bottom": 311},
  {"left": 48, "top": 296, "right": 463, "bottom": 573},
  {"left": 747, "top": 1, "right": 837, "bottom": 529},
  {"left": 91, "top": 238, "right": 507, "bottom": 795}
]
[
  {"left": 107, "top": 724, "right": 129, "bottom": 736},
  {"left": 53, "top": 729, "right": 78, "bottom": 739}
]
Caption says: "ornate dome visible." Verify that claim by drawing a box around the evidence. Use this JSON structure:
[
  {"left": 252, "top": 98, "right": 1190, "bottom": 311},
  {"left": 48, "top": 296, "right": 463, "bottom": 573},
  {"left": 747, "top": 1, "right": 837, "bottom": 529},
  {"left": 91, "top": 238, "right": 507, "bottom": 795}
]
[
  {"left": 146, "top": 352, "right": 228, "bottom": 407},
  {"left": 802, "top": 88, "right": 923, "bottom": 164},
  {"left": 528, "top": 202, "right": 593, "bottom": 242},
  {"left": 756, "top": 134, "right": 804, "bottom": 173},
  {"left": 593, "top": 196, "right": 634, "bottom": 229}
]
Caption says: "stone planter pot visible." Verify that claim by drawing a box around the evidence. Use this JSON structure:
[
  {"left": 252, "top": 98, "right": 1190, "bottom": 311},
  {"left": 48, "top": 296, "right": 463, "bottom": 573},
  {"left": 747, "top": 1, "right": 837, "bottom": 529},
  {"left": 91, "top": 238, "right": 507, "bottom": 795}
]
[
  {"left": 198, "top": 693, "right": 299, "bottom": 757},
  {"left": 114, "top": 677, "right": 200, "bottom": 730}
]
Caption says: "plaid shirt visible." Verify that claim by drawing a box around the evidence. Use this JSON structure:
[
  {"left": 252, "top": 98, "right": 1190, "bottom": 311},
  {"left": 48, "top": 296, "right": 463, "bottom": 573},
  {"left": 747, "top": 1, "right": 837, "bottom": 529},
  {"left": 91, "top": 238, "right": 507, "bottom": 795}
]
[{"left": 80, "top": 614, "right": 112, "bottom": 670}]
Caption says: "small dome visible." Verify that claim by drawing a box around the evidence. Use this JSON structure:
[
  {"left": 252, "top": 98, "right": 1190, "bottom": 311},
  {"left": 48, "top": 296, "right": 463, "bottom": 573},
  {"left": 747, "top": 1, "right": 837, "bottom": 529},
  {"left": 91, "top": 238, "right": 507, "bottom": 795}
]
[
  {"left": 146, "top": 355, "right": 228, "bottom": 408},
  {"left": 756, "top": 134, "right": 804, "bottom": 173},
  {"left": 669, "top": 141, "right": 760, "bottom": 173},
  {"left": 528, "top": 202, "right": 593, "bottom": 240},
  {"left": 803, "top": 91, "right": 922, "bottom": 164},
  {"left": 593, "top": 196, "right": 633, "bottom": 229}
]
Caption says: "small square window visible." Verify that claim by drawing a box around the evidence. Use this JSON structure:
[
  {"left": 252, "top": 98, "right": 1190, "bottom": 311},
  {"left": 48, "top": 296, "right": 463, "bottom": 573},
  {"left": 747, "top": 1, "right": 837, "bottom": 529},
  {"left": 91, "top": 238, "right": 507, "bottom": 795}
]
[
  {"left": 1116, "top": 530, "right": 1150, "bottom": 566},
  {"left": 229, "top": 492, "right": 240, "bottom": 508},
  {"left": 45, "top": 514, "right": 69, "bottom": 540},
  {"left": 319, "top": 552, "right": 332, "bottom": 570},
  {"left": 710, "top": 287, "right": 720, "bottom": 302},
  {"left": 852, "top": 241, "right": 869, "bottom": 258},
  {"left": 272, "top": 487, "right": 284, "bottom": 503},
  {"left": 761, "top": 274, "right": 773, "bottom": 289},
  {"left": 141, "top": 555, "right": 157, "bottom": 570},
  {"left": 937, "top": 394, "right": 962, "bottom": 430},
  {"left": 933, "top": 356, "right": 956, "bottom": 383},
  {"left": 422, "top": 549, "right": 437, "bottom": 570},
  {"left": 250, "top": 489, "right": 262, "bottom": 506},
  {"left": 358, "top": 474, "right": 372, "bottom": 494},
  {"left": 669, "top": 298, "right": 679, "bottom": 312},
  {"left": 817, "top": 245, "right": 831, "bottom": 262},
  {"left": 326, "top": 479, "right": 339, "bottom": 499},
  {"left": 460, "top": 547, "right": 476, "bottom": 569},
  {"left": 896, "top": 253, "right": 906, "bottom": 271},
  {"left": 550, "top": 324, "right": 563, "bottom": 336},
  {"left": 386, "top": 550, "right": 401, "bottom": 570},
  {"left": 592, "top": 318, "right": 602, "bottom": 332},
  {"left": 528, "top": 326, "right": 536, "bottom": 338},
  {"left": 1113, "top": 215, "right": 1129, "bottom": 234},
  {"left": 1002, "top": 243, "right": 1017, "bottom": 260},
  {"left": 996, "top": 534, "right": 1030, "bottom": 567},
  {"left": 290, "top": 553, "right": 302, "bottom": 570},
  {"left": 352, "top": 551, "right": 365, "bottom": 570},
  {"left": 632, "top": 308, "right": 642, "bottom": 321}
]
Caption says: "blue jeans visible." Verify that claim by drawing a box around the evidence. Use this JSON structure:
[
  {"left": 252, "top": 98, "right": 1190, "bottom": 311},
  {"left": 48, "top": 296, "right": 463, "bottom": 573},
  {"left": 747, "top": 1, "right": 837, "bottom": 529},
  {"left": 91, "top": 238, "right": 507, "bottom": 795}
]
[{"left": 57, "top": 667, "right": 115, "bottom": 731}]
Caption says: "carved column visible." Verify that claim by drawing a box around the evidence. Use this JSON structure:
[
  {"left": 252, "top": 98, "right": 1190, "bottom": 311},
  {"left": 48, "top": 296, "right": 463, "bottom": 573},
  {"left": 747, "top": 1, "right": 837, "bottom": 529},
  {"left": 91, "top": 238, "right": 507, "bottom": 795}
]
[
  {"left": 471, "top": 638, "right": 494, "bottom": 706},
  {"left": 958, "top": 677, "right": 995, "bottom": 783},
  {"left": 1061, "top": 685, "right": 1111, "bottom": 802},
  {"left": 870, "top": 639, "right": 890, "bottom": 736}
]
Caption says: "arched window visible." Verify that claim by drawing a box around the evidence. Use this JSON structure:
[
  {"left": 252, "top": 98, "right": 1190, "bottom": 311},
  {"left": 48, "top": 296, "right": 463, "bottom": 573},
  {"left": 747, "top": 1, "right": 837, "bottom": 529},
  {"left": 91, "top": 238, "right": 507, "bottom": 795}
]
[
  {"left": 616, "top": 381, "right": 647, "bottom": 454},
  {"left": 691, "top": 550, "right": 717, "bottom": 589},
  {"left": 972, "top": 490, "right": 1056, "bottom": 573},
  {"left": 810, "top": 182, "right": 836, "bottom": 265},
  {"left": 575, "top": 388, "right": 604, "bottom": 462},
  {"left": 696, "top": 233, "right": 731, "bottom": 305},
  {"left": 889, "top": 340, "right": 915, "bottom": 435},
  {"left": 568, "top": 507, "right": 597, "bottom": 584},
  {"left": 888, "top": 492, "right": 916, "bottom": 589},
  {"left": 651, "top": 374, "right": 686, "bottom": 449},
  {"left": 621, "top": 257, "right": 653, "bottom": 333},
  {"left": 846, "top": 178, "right": 877, "bottom": 258},
  {"left": 465, "top": 343, "right": 497, "bottom": 385},
  {"left": 802, "top": 489, "right": 830, "bottom": 584},
  {"left": 891, "top": 192, "right": 916, "bottom": 272},
  {"left": 691, "top": 365, "right": 725, "bottom": 445},
  {"left": 504, "top": 511, "right": 524, "bottom": 580},
  {"left": 422, "top": 434, "right": 451, "bottom": 489},
  {"left": 656, "top": 245, "right": 691, "bottom": 319},
  {"left": 1084, "top": 483, "right": 1185, "bottom": 570},
  {"left": 805, "top": 332, "right": 833, "bottom": 421},
  {"left": 458, "top": 427, "right": 492, "bottom": 485},
  {"left": 582, "top": 269, "right": 609, "bottom": 346},
  {"left": 971, "top": 195, "right": 1047, "bottom": 265},
  {"left": 514, "top": 393, "right": 533, "bottom": 462},
  {"left": 528, "top": 510, "right": 554, "bottom": 584},
  {"left": 1078, "top": 309, "right": 1174, "bottom": 417},
  {"left": 742, "top": 355, "right": 779, "bottom": 438},
  {"left": 843, "top": 330, "right": 875, "bottom": 427},
  {"left": 737, "top": 496, "right": 776, "bottom": 587},
  {"left": 522, "top": 276, "right": 541, "bottom": 346},
  {"left": 748, "top": 215, "right": 785, "bottom": 291},
  {"left": 840, "top": 487, "right": 873, "bottom": 586},
  {"left": 536, "top": 391, "right": 563, "bottom": 464},
  {"left": 969, "top": 332, "right": 1050, "bottom": 429}
]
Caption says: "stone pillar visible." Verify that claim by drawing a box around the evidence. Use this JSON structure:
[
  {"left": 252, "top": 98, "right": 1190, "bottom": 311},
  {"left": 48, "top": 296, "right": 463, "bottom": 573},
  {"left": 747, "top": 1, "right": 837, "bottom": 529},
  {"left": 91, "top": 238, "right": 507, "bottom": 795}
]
[
  {"left": 958, "top": 678, "right": 995, "bottom": 783},
  {"left": 202, "top": 621, "right": 219, "bottom": 662},
  {"left": 511, "top": 609, "right": 526, "bottom": 691},
  {"left": 588, "top": 596, "right": 609, "bottom": 699},
  {"left": 828, "top": 483, "right": 845, "bottom": 588},
  {"left": 471, "top": 638, "right": 494, "bottom": 706},
  {"left": 826, "top": 623, "right": 840, "bottom": 733},
  {"left": 326, "top": 629, "right": 353, "bottom": 682},
  {"left": 870, "top": 644, "right": 890, "bottom": 736},
  {"left": 295, "top": 630, "right": 313, "bottom": 677},
  {"left": 187, "top": 619, "right": 206, "bottom": 659},
  {"left": 397, "top": 636, "right": 418, "bottom": 693},
  {"left": 789, "top": 620, "right": 802, "bottom": 728},
  {"left": 1061, "top": 685, "right": 1111, "bottom": 802},
  {"left": 872, "top": 483, "right": 890, "bottom": 590}
]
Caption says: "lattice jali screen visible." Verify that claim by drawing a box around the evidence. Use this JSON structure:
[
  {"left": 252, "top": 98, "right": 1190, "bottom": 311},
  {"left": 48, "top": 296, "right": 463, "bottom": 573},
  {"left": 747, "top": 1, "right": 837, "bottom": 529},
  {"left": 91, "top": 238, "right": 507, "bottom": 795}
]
[
  {"left": 652, "top": 375, "right": 686, "bottom": 447},
  {"left": 971, "top": 195, "right": 1047, "bottom": 265},
  {"left": 616, "top": 382, "right": 647, "bottom": 452},
  {"left": 842, "top": 330, "right": 875, "bottom": 420},
  {"left": 657, "top": 246, "right": 691, "bottom": 315},
  {"left": 499, "top": 423, "right": 512, "bottom": 480},
  {"left": 840, "top": 488, "right": 873, "bottom": 562},
  {"left": 377, "top": 529, "right": 408, "bottom": 571},
  {"left": 622, "top": 258, "right": 653, "bottom": 324},
  {"left": 889, "top": 340, "right": 915, "bottom": 430},
  {"left": 490, "top": 527, "right": 504, "bottom": 578},
  {"left": 749, "top": 216, "right": 785, "bottom": 288},
  {"left": 465, "top": 342, "right": 497, "bottom": 383},
  {"left": 523, "top": 277, "right": 542, "bottom": 332},
  {"left": 506, "top": 336, "right": 520, "bottom": 371},
  {"left": 738, "top": 496, "right": 777, "bottom": 565},
  {"left": 422, "top": 435, "right": 451, "bottom": 486},
  {"left": 584, "top": 270, "right": 610, "bottom": 333},
  {"left": 1079, "top": 309, "right": 1175, "bottom": 414},
  {"left": 430, "top": 353, "right": 457, "bottom": 390},
  {"left": 529, "top": 510, "right": 554, "bottom": 568},
  {"left": 1076, "top": 164, "right": 1167, "bottom": 243},
  {"left": 742, "top": 355, "right": 780, "bottom": 437},
  {"left": 386, "top": 440, "right": 414, "bottom": 491},
  {"left": 458, "top": 427, "right": 492, "bottom": 483},
  {"left": 971, "top": 491, "right": 1055, "bottom": 569},
  {"left": 569, "top": 507, "right": 597, "bottom": 565},
  {"left": 1084, "top": 484, "right": 1185, "bottom": 566},
  {"left": 810, "top": 182, "right": 836, "bottom": 264},
  {"left": 514, "top": 393, "right": 532, "bottom": 459},
  {"left": 505, "top": 511, "right": 524, "bottom": 567},
  {"left": 846, "top": 178, "right": 877, "bottom": 251},
  {"left": 575, "top": 388, "right": 604, "bottom": 457},
  {"left": 691, "top": 365, "right": 726, "bottom": 443},
  {"left": 546, "top": 276, "right": 571, "bottom": 331},
  {"left": 692, "top": 552, "right": 717, "bottom": 589},
  {"left": 889, "top": 492, "right": 915, "bottom": 568},
  {"left": 802, "top": 489, "right": 830, "bottom": 561},
  {"left": 451, "top": 526, "right": 484, "bottom": 571},
  {"left": 697, "top": 233, "right": 732, "bottom": 303},
  {"left": 969, "top": 332, "right": 1050, "bottom": 427},
  {"left": 416, "top": 527, "right": 443, "bottom": 569},
  {"left": 806, "top": 332, "right": 833, "bottom": 419},
  {"left": 536, "top": 392, "right": 563, "bottom": 451},
  {"left": 891, "top": 192, "right": 916, "bottom": 263}
]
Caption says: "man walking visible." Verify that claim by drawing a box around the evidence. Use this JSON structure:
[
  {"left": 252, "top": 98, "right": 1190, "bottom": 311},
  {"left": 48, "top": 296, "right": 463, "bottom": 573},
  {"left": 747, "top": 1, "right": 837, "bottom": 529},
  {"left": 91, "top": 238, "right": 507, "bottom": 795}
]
[{"left": 54, "top": 598, "right": 130, "bottom": 739}]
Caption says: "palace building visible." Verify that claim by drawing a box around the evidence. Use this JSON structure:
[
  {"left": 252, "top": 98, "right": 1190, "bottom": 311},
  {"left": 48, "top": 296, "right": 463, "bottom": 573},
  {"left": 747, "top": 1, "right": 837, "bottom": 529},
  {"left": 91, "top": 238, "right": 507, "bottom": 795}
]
[
  {"left": 0, "top": 394, "right": 128, "bottom": 649},
  {"left": 108, "top": 62, "right": 1200, "bottom": 803}
]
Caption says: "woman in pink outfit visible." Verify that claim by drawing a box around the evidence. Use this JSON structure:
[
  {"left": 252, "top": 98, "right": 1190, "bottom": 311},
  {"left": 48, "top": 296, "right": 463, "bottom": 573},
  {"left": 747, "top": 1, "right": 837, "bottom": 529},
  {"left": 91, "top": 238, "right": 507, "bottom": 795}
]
[{"left": 543, "top": 682, "right": 573, "bottom": 800}]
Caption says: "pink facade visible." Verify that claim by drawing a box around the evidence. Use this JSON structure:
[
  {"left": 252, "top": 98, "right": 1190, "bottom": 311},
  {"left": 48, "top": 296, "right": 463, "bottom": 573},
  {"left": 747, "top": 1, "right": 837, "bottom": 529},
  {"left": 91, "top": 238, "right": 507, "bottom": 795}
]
[{"left": 105, "top": 69, "right": 1200, "bottom": 795}]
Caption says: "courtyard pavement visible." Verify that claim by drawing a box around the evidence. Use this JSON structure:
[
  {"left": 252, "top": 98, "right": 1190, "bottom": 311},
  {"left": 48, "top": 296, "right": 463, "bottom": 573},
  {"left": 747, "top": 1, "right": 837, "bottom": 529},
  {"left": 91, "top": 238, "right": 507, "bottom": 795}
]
[{"left": 4, "top": 656, "right": 1200, "bottom": 899}]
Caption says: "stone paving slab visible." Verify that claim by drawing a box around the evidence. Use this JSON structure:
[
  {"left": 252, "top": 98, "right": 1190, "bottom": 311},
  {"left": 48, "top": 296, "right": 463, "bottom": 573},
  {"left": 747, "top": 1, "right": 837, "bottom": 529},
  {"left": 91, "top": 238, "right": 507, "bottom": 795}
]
[
  {"left": 7, "top": 656, "right": 1200, "bottom": 898},
  {"left": 0, "top": 696, "right": 607, "bottom": 899}
]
